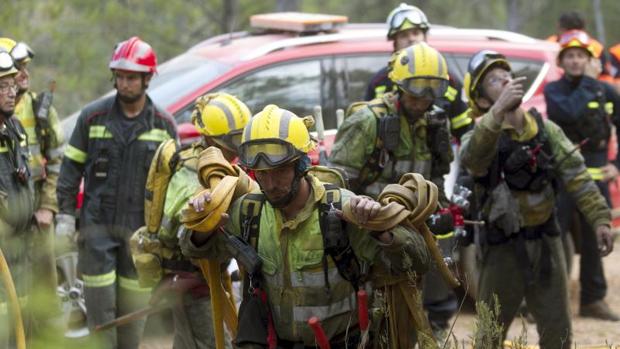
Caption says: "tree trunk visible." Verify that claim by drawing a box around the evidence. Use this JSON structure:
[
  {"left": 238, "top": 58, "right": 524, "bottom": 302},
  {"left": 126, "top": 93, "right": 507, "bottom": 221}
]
[
  {"left": 276, "top": 0, "right": 301, "bottom": 12},
  {"left": 592, "top": 0, "right": 606, "bottom": 45},
  {"left": 506, "top": 0, "right": 521, "bottom": 32},
  {"left": 222, "top": 0, "right": 237, "bottom": 33}
]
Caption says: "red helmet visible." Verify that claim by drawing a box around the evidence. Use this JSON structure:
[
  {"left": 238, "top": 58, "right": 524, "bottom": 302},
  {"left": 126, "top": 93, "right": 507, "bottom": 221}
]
[{"left": 109, "top": 36, "right": 157, "bottom": 74}]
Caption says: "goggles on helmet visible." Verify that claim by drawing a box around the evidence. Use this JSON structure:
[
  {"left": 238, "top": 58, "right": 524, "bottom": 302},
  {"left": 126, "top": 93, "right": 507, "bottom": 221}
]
[
  {"left": 211, "top": 129, "right": 243, "bottom": 152},
  {"left": 468, "top": 51, "right": 509, "bottom": 78},
  {"left": 399, "top": 78, "right": 448, "bottom": 99},
  {"left": 239, "top": 139, "right": 301, "bottom": 170},
  {"left": 0, "top": 51, "right": 14, "bottom": 71},
  {"left": 390, "top": 10, "right": 429, "bottom": 32},
  {"left": 10, "top": 42, "right": 33, "bottom": 63},
  {"left": 558, "top": 30, "right": 590, "bottom": 47}
]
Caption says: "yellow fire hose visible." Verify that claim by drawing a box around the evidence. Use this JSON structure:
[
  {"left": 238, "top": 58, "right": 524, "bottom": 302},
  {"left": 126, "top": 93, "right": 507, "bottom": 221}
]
[
  {"left": 182, "top": 147, "right": 260, "bottom": 349},
  {"left": 0, "top": 247, "right": 26, "bottom": 349},
  {"left": 342, "top": 173, "right": 460, "bottom": 348}
]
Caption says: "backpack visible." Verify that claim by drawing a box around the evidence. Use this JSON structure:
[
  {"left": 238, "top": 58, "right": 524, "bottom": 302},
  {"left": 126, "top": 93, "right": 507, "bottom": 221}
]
[
  {"left": 239, "top": 181, "right": 362, "bottom": 291},
  {"left": 144, "top": 139, "right": 197, "bottom": 234}
]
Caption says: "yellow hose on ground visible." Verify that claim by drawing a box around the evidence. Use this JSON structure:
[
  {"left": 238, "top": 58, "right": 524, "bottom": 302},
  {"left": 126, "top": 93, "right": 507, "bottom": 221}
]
[{"left": 0, "top": 247, "right": 26, "bottom": 349}]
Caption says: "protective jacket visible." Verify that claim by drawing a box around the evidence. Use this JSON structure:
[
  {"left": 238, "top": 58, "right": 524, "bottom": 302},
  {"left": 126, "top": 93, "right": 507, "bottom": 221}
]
[
  {"left": 365, "top": 66, "right": 472, "bottom": 141},
  {"left": 15, "top": 91, "right": 64, "bottom": 213},
  {"left": 180, "top": 174, "right": 431, "bottom": 347},
  {"left": 0, "top": 116, "right": 33, "bottom": 232},
  {"left": 329, "top": 92, "right": 452, "bottom": 201},
  {"left": 57, "top": 95, "right": 177, "bottom": 228},
  {"left": 460, "top": 109, "right": 610, "bottom": 229},
  {"left": 544, "top": 75, "right": 620, "bottom": 180}
]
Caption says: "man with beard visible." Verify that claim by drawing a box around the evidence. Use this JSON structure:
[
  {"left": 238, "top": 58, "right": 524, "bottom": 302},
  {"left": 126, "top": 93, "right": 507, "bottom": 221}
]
[
  {"left": 0, "top": 38, "right": 65, "bottom": 333},
  {"left": 0, "top": 49, "right": 35, "bottom": 347},
  {"left": 460, "top": 50, "right": 614, "bottom": 348},
  {"left": 180, "top": 104, "right": 432, "bottom": 348},
  {"left": 57, "top": 37, "right": 177, "bottom": 349},
  {"left": 330, "top": 42, "right": 453, "bottom": 201},
  {"left": 544, "top": 30, "right": 620, "bottom": 321}
]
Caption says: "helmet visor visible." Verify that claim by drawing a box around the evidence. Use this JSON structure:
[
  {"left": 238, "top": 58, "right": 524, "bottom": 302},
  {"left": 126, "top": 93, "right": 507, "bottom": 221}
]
[
  {"left": 211, "top": 129, "right": 243, "bottom": 152},
  {"left": 11, "top": 42, "right": 33, "bottom": 63},
  {"left": 558, "top": 30, "right": 590, "bottom": 46},
  {"left": 468, "top": 51, "right": 507, "bottom": 77},
  {"left": 390, "top": 10, "right": 429, "bottom": 31},
  {"left": 0, "top": 51, "right": 14, "bottom": 71},
  {"left": 399, "top": 78, "right": 448, "bottom": 99},
  {"left": 239, "top": 139, "right": 299, "bottom": 170}
]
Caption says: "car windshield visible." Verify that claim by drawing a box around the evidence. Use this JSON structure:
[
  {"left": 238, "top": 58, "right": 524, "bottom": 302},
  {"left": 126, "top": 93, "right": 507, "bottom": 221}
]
[{"left": 148, "top": 53, "right": 232, "bottom": 110}]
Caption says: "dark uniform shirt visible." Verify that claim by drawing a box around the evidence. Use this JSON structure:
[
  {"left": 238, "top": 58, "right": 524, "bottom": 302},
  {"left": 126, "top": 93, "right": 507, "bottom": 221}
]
[{"left": 57, "top": 95, "right": 177, "bottom": 230}]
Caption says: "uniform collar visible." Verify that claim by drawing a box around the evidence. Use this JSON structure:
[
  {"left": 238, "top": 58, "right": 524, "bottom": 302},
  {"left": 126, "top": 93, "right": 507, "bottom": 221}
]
[{"left": 500, "top": 110, "right": 539, "bottom": 142}]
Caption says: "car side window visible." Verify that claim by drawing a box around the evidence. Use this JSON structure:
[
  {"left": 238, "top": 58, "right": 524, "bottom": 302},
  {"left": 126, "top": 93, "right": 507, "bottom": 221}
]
[{"left": 218, "top": 60, "right": 322, "bottom": 119}]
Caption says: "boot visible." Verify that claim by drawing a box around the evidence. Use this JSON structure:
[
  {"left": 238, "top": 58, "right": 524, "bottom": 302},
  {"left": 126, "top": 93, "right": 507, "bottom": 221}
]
[{"left": 579, "top": 300, "right": 620, "bottom": 321}]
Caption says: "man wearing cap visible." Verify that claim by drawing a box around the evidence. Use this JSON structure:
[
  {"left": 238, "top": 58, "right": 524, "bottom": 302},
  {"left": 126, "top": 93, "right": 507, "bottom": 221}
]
[
  {"left": 57, "top": 37, "right": 177, "bottom": 348},
  {"left": 544, "top": 29, "right": 620, "bottom": 322}
]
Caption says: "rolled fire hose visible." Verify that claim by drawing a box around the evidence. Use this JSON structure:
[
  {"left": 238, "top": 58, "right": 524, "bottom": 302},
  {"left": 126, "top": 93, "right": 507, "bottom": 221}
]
[{"left": 0, "top": 247, "right": 26, "bottom": 349}]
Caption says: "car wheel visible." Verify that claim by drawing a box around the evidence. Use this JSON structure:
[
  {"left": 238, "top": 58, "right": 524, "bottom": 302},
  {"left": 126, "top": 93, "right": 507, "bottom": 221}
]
[{"left": 56, "top": 252, "right": 89, "bottom": 338}]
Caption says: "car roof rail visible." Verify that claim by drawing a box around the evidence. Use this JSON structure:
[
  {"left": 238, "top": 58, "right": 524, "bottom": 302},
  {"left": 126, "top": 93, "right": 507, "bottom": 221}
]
[
  {"left": 241, "top": 28, "right": 385, "bottom": 61},
  {"left": 431, "top": 27, "right": 539, "bottom": 44}
]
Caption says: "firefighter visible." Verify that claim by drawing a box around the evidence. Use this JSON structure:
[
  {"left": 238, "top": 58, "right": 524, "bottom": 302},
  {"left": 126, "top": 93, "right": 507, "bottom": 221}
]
[
  {"left": 56, "top": 37, "right": 177, "bottom": 348},
  {"left": 544, "top": 30, "right": 620, "bottom": 321},
  {"left": 131, "top": 92, "right": 251, "bottom": 349},
  {"left": 365, "top": 3, "right": 471, "bottom": 141},
  {"left": 460, "top": 49, "right": 614, "bottom": 348},
  {"left": 331, "top": 42, "right": 457, "bottom": 338},
  {"left": 180, "top": 104, "right": 432, "bottom": 348},
  {"left": 0, "top": 49, "right": 34, "bottom": 346},
  {"left": 0, "top": 37, "right": 65, "bottom": 332}
]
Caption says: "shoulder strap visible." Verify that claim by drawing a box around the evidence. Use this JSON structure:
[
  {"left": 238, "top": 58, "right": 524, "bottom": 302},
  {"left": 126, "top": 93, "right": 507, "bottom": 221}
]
[
  {"left": 240, "top": 193, "right": 266, "bottom": 250},
  {"left": 319, "top": 183, "right": 361, "bottom": 291}
]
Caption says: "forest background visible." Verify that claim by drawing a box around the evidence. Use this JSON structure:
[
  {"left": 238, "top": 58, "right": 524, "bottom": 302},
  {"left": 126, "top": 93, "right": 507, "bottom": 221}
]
[{"left": 2, "top": 0, "right": 619, "bottom": 118}]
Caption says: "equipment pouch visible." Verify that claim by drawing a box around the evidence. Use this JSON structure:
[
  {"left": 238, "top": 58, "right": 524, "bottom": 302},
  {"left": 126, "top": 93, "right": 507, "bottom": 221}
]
[
  {"left": 378, "top": 114, "right": 400, "bottom": 153},
  {"left": 224, "top": 232, "right": 262, "bottom": 275},
  {"left": 94, "top": 150, "right": 110, "bottom": 179},
  {"left": 486, "top": 181, "right": 521, "bottom": 236},
  {"left": 235, "top": 290, "right": 270, "bottom": 347}
]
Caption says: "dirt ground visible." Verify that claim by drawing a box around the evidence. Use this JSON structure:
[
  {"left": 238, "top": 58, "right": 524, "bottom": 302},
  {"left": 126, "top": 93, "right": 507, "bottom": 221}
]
[
  {"left": 449, "top": 239, "right": 620, "bottom": 347},
  {"left": 140, "top": 239, "right": 620, "bottom": 348}
]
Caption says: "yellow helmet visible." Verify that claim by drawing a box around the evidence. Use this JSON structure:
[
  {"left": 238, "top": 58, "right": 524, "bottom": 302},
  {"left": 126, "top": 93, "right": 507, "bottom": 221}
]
[
  {"left": 463, "top": 50, "right": 511, "bottom": 113},
  {"left": 0, "top": 50, "right": 18, "bottom": 79},
  {"left": 388, "top": 43, "right": 449, "bottom": 98},
  {"left": 0, "top": 38, "right": 34, "bottom": 65},
  {"left": 191, "top": 92, "right": 251, "bottom": 151},
  {"left": 239, "top": 105, "right": 315, "bottom": 170}
]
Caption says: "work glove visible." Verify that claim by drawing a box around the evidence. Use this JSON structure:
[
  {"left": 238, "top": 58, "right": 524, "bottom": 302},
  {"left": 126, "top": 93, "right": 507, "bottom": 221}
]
[
  {"left": 149, "top": 272, "right": 208, "bottom": 305},
  {"left": 55, "top": 213, "right": 77, "bottom": 254}
]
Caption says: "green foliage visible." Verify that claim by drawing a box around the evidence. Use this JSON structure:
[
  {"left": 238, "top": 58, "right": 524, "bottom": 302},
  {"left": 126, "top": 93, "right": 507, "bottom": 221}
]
[
  {"left": 473, "top": 294, "right": 504, "bottom": 349},
  {"left": 1, "top": 0, "right": 619, "bottom": 119}
]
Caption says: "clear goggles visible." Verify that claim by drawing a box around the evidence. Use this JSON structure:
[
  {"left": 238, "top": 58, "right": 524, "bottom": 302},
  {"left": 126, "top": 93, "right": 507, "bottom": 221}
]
[
  {"left": 10, "top": 42, "right": 33, "bottom": 64},
  {"left": 390, "top": 10, "right": 429, "bottom": 31},
  {"left": 558, "top": 31, "right": 590, "bottom": 47},
  {"left": 468, "top": 50, "right": 507, "bottom": 77},
  {"left": 211, "top": 129, "right": 243, "bottom": 152},
  {"left": 0, "top": 51, "right": 15, "bottom": 72},
  {"left": 239, "top": 139, "right": 300, "bottom": 170},
  {"left": 399, "top": 78, "right": 448, "bottom": 99}
]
